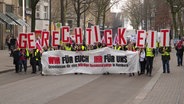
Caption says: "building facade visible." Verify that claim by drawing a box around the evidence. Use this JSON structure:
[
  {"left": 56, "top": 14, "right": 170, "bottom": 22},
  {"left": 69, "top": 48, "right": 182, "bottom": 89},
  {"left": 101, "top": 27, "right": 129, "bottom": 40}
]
[
  {"left": 0, "top": 0, "right": 18, "bottom": 49},
  {"left": 35, "top": 0, "right": 50, "bottom": 31}
]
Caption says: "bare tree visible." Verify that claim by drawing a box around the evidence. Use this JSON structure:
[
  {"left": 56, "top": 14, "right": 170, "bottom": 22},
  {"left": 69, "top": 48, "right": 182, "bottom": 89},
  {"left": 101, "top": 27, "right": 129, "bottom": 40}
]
[
  {"left": 123, "top": 0, "right": 143, "bottom": 30},
  {"left": 154, "top": 0, "right": 171, "bottom": 31},
  {"left": 71, "top": 0, "right": 93, "bottom": 27},
  {"left": 89, "top": 0, "right": 119, "bottom": 29},
  {"left": 166, "top": 0, "right": 184, "bottom": 38}
]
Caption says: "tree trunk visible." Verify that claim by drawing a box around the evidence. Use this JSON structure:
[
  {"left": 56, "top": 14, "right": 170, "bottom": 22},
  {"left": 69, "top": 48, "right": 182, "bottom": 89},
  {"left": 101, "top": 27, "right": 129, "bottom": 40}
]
[
  {"left": 31, "top": 5, "right": 36, "bottom": 32},
  {"left": 77, "top": 12, "right": 81, "bottom": 27},
  {"left": 95, "top": 12, "right": 101, "bottom": 25},
  {"left": 172, "top": 12, "right": 178, "bottom": 38},
  {"left": 102, "top": 9, "right": 106, "bottom": 30},
  {"left": 178, "top": 11, "right": 183, "bottom": 38},
  {"left": 76, "top": 0, "right": 80, "bottom": 27},
  {"left": 60, "top": 0, "right": 65, "bottom": 26}
]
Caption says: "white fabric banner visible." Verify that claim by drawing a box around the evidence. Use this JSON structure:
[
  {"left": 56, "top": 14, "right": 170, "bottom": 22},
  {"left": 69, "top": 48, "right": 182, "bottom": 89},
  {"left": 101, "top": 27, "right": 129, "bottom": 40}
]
[{"left": 41, "top": 47, "right": 140, "bottom": 75}]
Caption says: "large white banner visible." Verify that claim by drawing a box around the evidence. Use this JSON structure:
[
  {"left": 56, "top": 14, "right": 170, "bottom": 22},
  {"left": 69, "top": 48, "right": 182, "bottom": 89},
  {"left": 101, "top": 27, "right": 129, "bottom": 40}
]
[{"left": 41, "top": 47, "right": 140, "bottom": 75}]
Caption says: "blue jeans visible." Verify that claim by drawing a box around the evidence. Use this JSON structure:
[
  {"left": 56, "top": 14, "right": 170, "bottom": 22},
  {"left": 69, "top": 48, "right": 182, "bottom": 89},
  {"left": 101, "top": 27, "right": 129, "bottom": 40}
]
[
  {"left": 162, "top": 60, "right": 170, "bottom": 73},
  {"left": 177, "top": 54, "right": 183, "bottom": 66}
]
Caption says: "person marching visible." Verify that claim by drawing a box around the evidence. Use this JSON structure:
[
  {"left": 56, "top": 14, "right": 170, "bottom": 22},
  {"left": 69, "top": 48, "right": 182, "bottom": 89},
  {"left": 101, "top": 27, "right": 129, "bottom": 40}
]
[
  {"left": 33, "top": 48, "right": 42, "bottom": 73},
  {"left": 159, "top": 46, "right": 171, "bottom": 73},
  {"left": 139, "top": 48, "right": 146, "bottom": 75},
  {"left": 145, "top": 47, "right": 155, "bottom": 76},
  {"left": 19, "top": 49, "right": 29, "bottom": 73},
  {"left": 30, "top": 50, "right": 36, "bottom": 74},
  {"left": 175, "top": 40, "right": 184, "bottom": 66},
  {"left": 13, "top": 47, "right": 21, "bottom": 73}
]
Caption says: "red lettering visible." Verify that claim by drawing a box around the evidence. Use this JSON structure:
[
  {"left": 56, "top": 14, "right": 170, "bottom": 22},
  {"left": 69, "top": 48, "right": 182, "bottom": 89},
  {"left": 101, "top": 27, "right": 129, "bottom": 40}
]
[
  {"left": 161, "top": 29, "right": 169, "bottom": 46},
  {"left": 151, "top": 31, "right": 154, "bottom": 47},
  {"left": 41, "top": 31, "right": 49, "bottom": 47},
  {"left": 62, "top": 26, "right": 70, "bottom": 43},
  {"left": 137, "top": 30, "right": 145, "bottom": 48},
  {"left": 48, "top": 57, "right": 60, "bottom": 64},
  {"left": 27, "top": 33, "right": 36, "bottom": 49},
  {"left": 94, "top": 26, "right": 99, "bottom": 42},
  {"left": 86, "top": 28, "right": 92, "bottom": 45},
  {"left": 75, "top": 28, "right": 83, "bottom": 44},
  {"left": 104, "top": 29, "right": 112, "bottom": 46},
  {"left": 118, "top": 28, "right": 127, "bottom": 45},
  {"left": 19, "top": 33, "right": 27, "bottom": 49},
  {"left": 52, "top": 31, "right": 60, "bottom": 47}
]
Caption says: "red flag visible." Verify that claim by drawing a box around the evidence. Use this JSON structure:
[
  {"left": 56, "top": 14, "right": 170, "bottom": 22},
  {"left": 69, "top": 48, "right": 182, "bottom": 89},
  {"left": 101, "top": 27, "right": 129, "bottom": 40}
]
[
  {"left": 36, "top": 40, "right": 43, "bottom": 53},
  {"left": 101, "top": 36, "right": 105, "bottom": 43},
  {"left": 113, "top": 34, "right": 119, "bottom": 45}
]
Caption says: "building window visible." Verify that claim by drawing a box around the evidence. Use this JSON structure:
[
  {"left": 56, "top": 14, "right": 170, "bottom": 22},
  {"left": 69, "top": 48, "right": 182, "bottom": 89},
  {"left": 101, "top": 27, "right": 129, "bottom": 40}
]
[
  {"left": 26, "top": 0, "right": 31, "bottom": 8},
  {"left": 36, "top": 5, "right": 40, "bottom": 11},
  {"left": 36, "top": 12, "right": 40, "bottom": 18},
  {"left": 44, "top": 6, "right": 48, "bottom": 19},
  {"left": 6, "top": 5, "right": 13, "bottom": 13},
  {"left": 36, "top": 5, "right": 40, "bottom": 18}
]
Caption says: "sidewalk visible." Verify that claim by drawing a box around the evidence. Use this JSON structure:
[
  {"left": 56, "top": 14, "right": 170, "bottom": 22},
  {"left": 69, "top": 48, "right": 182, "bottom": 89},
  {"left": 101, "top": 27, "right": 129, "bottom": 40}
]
[
  {"left": 0, "top": 50, "right": 14, "bottom": 73},
  {"left": 130, "top": 49, "right": 184, "bottom": 104}
]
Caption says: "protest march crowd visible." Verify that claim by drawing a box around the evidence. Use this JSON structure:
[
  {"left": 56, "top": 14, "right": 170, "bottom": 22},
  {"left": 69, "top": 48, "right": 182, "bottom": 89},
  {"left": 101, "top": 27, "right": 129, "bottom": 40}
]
[
  {"left": 10, "top": 38, "right": 173, "bottom": 77},
  {"left": 6, "top": 26, "right": 176, "bottom": 77}
]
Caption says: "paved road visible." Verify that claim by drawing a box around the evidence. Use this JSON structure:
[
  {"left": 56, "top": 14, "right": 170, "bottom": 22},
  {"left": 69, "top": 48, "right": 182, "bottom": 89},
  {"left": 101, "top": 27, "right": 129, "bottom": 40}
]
[{"left": 0, "top": 53, "right": 162, "bottom": 104}]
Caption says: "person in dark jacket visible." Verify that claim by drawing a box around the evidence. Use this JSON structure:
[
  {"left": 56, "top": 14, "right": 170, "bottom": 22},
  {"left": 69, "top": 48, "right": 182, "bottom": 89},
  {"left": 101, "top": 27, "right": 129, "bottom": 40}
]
[
  {"left": 145, "top": 47, "right": 155, "bottom": 76},
  {"left": 10, "top": 36, "right": 16, "bottom": 57},
  {"left": 34, "top": 49, "right": 42, "bottom": 72},
  {"left": 13, "top": 48, "right": 20, "bottom": 73},
  {"left": 175, "top": 40, "right": 183, "bottom": 66},
  {"left": 19, "top": 49, "right": 29, "bottom": 73},
  {"left": 159, "top": 46, "right": 171, "bottom": 73},
  {"left": 30, "top": 51, "right": 36, "bottom": 74}
]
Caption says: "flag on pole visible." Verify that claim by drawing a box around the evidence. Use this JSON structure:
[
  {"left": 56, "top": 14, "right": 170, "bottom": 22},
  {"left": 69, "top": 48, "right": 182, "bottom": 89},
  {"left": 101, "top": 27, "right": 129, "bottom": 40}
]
[
  {"left": 101, "top": 36, "right": 105, "bottom": 43},
  {"left": 36, "top": 40, "right": 43, "bottom": 53},
  {"left": 113, "top": 34, "right": 119, "bottom": 45}
]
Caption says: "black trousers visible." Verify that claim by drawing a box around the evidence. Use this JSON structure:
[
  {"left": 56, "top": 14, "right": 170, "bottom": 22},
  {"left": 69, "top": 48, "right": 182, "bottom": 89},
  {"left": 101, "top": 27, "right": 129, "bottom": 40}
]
[
  {"left": 146, "top": 57, "right": 154, "bottom": 75},
  {"left": 32, "top": 62, "right": 36, "bottom": 73},
  {"left": 36, "top": 61, "right": 42, "bottom": 71},
  {"left": 15, "top": 63, "right": 19, "bottom": 73},
  {"left": 177, "top": 54, "right": 183, "bottom": 66},
  {"left": 140, "top": 60, "right": 146, "bottom": 74},
  {"left": 20, "top": 61, "right": 27, "bottom": 72}
]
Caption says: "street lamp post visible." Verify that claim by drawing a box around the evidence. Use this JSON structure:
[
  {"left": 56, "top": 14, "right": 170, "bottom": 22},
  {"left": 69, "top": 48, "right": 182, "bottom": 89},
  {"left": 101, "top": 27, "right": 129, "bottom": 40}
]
[
  {"left": 49, "top": 0, "right": 52, "bottom": 46},
  {"left": 23, "top": 0, "right": 25, "bottom": 32},
  {"left": 83, "top": 0, "right": 86, "bottom": 43}
]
